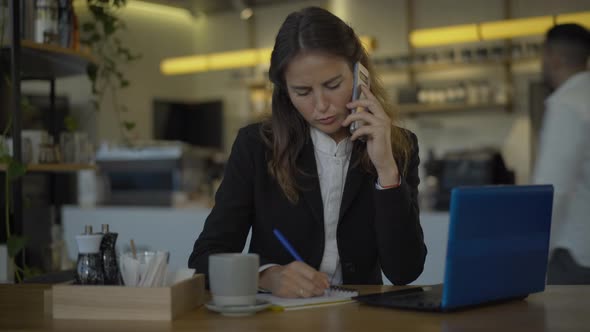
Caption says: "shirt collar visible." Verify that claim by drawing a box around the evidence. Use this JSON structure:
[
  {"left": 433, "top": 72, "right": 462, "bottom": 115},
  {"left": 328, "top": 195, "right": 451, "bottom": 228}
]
[
  {"left": 310, "top": 127, "right": 352, "bottom": 158},
  {"left": 547, "top": 71, "right": 590, "bottom": 104}
]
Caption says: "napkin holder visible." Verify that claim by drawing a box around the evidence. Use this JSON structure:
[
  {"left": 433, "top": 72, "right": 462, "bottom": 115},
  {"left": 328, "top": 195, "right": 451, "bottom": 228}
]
[{"left": 52, "top": 274, "right": 205, "bottom": 321}]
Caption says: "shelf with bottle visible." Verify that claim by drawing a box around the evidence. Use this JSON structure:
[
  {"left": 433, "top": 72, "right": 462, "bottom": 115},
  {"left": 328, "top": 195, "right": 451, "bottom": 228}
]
[
  {"left": 399, "top": 101, "right": 511, "bottom": 116},
  {"left": 1, "top": 0, "right": 93, "bottom": 79},
  {"left": 397, "top": 79, "right": 512, "bottom": 116},
  {"left": 374, "top": 41, "right": 541, "bottom": 74},
  {"left": 0, "top": 40, "right": 96, "bottom": 79}
]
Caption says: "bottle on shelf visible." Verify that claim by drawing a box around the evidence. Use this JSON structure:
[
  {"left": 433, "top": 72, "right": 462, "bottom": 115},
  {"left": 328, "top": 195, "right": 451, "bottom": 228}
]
[
  {"left": 34, "top": 0, "right": 59, "bottom": 44},
  {"left": 57, "top": 0, "right": 73, "bottom": 48}
]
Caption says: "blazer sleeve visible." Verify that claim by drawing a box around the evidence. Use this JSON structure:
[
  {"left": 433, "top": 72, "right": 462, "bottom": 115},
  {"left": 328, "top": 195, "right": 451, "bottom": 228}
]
[
  {"left": 188, "top": 127, "right": 256, "bottom": 276},
  {"left": 374, "top": 131, "right": 427, "bottom": 285}
]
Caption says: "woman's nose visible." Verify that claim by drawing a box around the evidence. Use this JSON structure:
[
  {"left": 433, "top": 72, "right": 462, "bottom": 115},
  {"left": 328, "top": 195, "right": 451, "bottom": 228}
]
[{"left": 314, "top": 92, "right": 329, "bottom": 112}]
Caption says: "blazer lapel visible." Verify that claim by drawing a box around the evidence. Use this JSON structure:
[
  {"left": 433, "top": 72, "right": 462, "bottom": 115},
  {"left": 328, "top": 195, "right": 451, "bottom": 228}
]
[
  {"left": 339, "top": 143, "right": 369, "bottom": 221},
  {"left": 296, "top": 140, "right": 324, "bottom": 225}
]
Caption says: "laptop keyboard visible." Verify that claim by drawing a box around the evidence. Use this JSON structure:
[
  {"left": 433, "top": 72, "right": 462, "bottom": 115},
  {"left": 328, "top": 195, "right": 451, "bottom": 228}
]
[{"left": 354, "top": 285, "right": 443, "bottom": 311}]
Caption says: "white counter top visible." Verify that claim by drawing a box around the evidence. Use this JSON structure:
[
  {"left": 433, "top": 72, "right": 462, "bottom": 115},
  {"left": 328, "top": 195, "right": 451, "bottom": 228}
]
[{"left": 63, "top": 206, "right": 450, "bottom": 285}]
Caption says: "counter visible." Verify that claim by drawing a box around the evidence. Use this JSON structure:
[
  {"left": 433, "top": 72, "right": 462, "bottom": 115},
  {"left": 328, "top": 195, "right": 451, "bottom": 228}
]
[{"left": 63, "top": 206, "right": 449, "bottom": 285}]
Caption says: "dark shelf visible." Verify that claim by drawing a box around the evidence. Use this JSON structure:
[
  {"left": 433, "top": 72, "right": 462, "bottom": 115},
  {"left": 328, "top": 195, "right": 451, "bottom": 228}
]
[
  {"left": 0, "top": 163, "right": 97, "bottom": 173},
  {"left": 376, "top": 55, "right": 539, "bottom": 74},
  {"left": 1, "top": 40, "right": 96, "bottom": 79}
]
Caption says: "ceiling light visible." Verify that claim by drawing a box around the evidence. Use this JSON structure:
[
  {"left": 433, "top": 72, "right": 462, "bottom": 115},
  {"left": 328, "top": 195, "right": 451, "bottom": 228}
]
[
  {"left": 241, "top": 8, "right": 253, "bottom": 20},
  {"left": 480, "top": 16, "right": 554, "bottom": 40},
  {"left": 410, "top": 24, "right": 480, "bottom": 47},
  {"left": 410, "top": 10, "right": 590, "bottom": 48}
]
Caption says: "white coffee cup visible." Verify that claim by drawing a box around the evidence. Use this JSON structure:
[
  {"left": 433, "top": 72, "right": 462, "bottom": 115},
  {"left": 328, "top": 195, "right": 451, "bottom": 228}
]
[{"left": 209, "top": 253, "right": 259, "bottom": 307}]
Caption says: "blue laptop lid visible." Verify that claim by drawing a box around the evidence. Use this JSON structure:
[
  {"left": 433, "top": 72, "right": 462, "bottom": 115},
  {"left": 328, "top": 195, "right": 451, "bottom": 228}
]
[{"left": 441, "top": 185, "right": 553, "bottom": 310}]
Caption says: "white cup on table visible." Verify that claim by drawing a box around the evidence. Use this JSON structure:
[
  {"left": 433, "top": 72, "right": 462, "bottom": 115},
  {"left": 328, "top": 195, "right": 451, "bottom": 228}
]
[{"left": 208, "top": 253, "right": 259, "bottom": 307}]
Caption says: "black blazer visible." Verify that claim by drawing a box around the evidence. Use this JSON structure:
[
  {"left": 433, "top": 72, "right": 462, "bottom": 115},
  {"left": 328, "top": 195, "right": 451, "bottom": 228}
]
[{"left": 188, "top": 123, "right": 427, "bottom": 285}]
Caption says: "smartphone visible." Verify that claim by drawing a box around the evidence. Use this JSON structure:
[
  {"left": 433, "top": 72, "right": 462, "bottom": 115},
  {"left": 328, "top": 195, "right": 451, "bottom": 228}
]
[{"left": 350, "top": 61, "right": 370, "bottom": 136}]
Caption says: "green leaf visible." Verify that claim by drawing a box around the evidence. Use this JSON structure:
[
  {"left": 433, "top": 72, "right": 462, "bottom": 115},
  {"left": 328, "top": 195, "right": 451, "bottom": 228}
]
[
  {"left": 22, "top": 266, "right": 43, "bottom": 279},
  {"left": 120, "top": 80, "right": 130, "bottom": 88},
  {"left": 103, "top": 17, "right": 116, "bottom": 36},
  {"left": 64, "top": 115, "right": 79, "bottom": 132},
  {"left": 20, "top": 97, "right": 37, "bottom": 114},
  {"left": 90, "top": 33, "right": 101, "bottom": 43},
  {"left": 0, "top": 154, "right": 11, "bottom": 164},
  {"left": 7, "top": 159, "right": 26, "bottom": 181},
  {"left": 89, "top": 4, "right": 106, "bottom": 18},
  {"left": 7, "top": 235, "right": 28, "bottom": 257},
  {"left": 104, "top": 57, "right": 116, "bottom": 69},
  {"left": 113, "top": 0, "right": 127, "bottom": 8},
  {"left": 0, "top": 141, "right": 8, "bottom": 157},
  {"left": 87, "top": 63, "right": 98, "bottom": 81},
  {"left": 82, "top": 22, "right": 96, "bottom": 32},
  {"left": 123, "top": 121, "right": 136, "bottom": 131}
]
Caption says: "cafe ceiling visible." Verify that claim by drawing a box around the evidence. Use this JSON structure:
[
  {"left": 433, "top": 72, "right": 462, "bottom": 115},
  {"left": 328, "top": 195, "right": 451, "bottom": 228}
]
[{"left": 141, "top": 0, "right": 309, "bottom": 15}]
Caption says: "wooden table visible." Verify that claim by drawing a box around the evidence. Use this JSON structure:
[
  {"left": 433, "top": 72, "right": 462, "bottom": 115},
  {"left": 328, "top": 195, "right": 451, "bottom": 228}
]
[{"left": 1, "top": 285, "right": 589, "bottom": 332}]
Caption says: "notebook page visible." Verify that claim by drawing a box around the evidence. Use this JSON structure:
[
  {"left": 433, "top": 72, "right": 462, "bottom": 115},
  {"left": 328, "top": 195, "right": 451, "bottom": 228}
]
[{"left": 257, "top": 286, "right": 358, "bottom": 311}]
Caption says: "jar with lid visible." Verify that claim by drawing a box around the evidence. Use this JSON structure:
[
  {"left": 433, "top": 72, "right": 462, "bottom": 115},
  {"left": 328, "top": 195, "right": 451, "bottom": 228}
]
[{"left": 34, "top": 0, "right": 59, "bottom": 44}]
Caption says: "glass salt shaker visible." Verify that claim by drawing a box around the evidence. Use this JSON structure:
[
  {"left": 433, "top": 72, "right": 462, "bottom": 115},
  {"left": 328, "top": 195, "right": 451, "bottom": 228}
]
[{"left": 75, "top": 225, "right": 104, "bottom": 285}]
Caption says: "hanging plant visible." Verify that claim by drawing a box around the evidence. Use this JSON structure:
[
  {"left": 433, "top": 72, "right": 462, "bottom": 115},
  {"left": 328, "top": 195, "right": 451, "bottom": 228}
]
[{"left": 77, "top": 0, "right": 141, "bottom": 141}]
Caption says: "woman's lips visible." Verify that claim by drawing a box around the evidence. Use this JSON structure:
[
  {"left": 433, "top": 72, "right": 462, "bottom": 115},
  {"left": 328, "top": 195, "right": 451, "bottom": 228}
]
[{"left": 317, "top": 115, "right": 336, "bottom": 125}]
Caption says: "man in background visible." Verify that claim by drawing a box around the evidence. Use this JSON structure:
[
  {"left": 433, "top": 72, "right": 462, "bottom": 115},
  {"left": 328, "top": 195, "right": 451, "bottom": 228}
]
[{"left": 534, "top": 23, "right": 590, "bottom": 284}]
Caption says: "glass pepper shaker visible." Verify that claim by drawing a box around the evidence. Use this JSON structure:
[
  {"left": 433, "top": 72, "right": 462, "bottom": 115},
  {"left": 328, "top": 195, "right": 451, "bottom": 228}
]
[
  {"left": 75, "top": 225, "right": 104, "bottom": 285},
  {"left": 100, "top": 224, "right": 121, "bottom": 285}
]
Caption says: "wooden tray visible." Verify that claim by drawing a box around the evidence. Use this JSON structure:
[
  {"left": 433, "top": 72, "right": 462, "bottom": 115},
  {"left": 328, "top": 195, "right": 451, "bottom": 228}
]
[
  {"left": 0, "top": 283, "right": 53, "bottom": 317},
  {"left": 52, "top": 274, "right": 205, "bottom": 321}
]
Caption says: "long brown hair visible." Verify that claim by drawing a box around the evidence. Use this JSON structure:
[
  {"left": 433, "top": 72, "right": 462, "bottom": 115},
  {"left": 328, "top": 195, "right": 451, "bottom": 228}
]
[{"left": 261, "top": 6, "right": 412, "bottom": 203}]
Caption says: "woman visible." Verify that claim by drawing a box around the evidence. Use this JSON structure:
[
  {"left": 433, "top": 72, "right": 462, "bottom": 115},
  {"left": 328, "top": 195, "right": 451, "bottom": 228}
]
[{"left": 188, "top": 6, "right": 426, "bottom": 298}]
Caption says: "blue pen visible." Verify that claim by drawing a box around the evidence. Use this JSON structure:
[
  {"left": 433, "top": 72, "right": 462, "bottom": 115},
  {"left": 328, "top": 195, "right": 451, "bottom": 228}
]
[{"left": 273, "top": 229, "right": 304, "bottom": 262}]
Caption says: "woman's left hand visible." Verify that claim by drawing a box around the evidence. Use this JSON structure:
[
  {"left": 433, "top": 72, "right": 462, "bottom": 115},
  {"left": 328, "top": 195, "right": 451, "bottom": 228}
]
[{"left": 342, "top": 85, "right": 400, "bottom": 187}]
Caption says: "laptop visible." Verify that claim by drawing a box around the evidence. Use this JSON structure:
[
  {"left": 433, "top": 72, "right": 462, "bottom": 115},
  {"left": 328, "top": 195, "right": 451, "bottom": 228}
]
[{"left": 355, "top": 185, "right": 554, "bottom": 312}]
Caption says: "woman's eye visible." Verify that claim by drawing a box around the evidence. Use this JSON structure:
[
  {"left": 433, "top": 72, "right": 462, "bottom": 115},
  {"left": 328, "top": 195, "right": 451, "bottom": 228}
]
[
  {"left": 295, "top": 90, "right": 310, "bottom": 96},
  {"left": 327, "top": 82, "right": 341, "bottom": 90}
]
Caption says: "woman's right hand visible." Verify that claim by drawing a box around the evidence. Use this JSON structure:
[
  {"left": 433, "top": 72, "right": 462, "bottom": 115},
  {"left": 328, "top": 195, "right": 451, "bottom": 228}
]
[{"left": 259, "top": 261, "right": 330, "bottom": 298}]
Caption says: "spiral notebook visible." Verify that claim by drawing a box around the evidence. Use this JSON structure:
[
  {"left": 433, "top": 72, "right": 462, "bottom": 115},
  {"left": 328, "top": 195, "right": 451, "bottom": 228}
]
[{"left": 256, "top": 286, "right": 358, "bottom": 311}]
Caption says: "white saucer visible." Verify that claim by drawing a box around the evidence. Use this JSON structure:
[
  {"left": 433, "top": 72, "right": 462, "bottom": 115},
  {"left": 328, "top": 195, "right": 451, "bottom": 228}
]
[{"left": 205, "top": 299, "right": 271, "bottom": 317}]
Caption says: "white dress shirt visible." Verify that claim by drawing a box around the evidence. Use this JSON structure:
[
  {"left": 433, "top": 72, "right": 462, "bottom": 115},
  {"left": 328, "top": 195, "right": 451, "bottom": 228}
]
[
  {"left": 533, "top": 71, "right": 590, "bottom": 267},
  {"left": 310, "top": 127, "right": 352, "bottom": 285}
]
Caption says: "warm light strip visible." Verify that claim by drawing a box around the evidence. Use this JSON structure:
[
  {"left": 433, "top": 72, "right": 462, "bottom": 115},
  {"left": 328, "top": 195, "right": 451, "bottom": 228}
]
[
  {"left": 556, "top": 11, "right": 590, "bottom": 29},
  {"left": 161, "top": 36, "right": 375, "bottom": 75},
  {"left": 207, "top": 49, "right": 260, "bottom": 70},
  {"left": 410, "top": 24, "right": 479, "bottom": 48},
  {"left": 161, "top": 55, "right": 208, "bottom": 75},
  {"left": 161, "top": 48, "right": 274, "bottom": 75},
  {"left": 480, "top": 16, "right": 554, "bottom": 40},
  {"left": 411, "top": 10, "right": 590, "bottom": 48}
]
